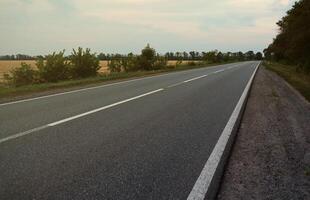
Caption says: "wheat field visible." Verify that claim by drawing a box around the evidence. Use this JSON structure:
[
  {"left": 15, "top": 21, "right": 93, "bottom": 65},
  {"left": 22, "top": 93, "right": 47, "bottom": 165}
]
[
  {"left": 0, "top": 60, "right": 198, "bottom": 81},
  {"left": 0, "top": 60, "right": 110, "bottom": 81}
]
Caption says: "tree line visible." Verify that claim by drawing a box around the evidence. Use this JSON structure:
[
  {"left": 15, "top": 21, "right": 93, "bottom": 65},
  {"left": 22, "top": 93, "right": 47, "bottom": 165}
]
[
  {"left": 3, "top": 44, "right": 262, "bottom": 87},
  {"left": 264, "top": 0, "right": 310, "bottom": 72},
  {"left": 1, "top": 50, "right": 262, "bottom": 62}
]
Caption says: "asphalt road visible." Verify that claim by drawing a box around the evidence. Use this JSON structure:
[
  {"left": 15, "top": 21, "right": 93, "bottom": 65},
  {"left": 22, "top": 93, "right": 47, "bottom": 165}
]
[{"left": 0, "top": 61, "right": 259, "bottom": 199}]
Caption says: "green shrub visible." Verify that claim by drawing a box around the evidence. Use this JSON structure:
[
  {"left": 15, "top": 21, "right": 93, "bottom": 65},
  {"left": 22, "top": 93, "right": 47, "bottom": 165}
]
[
  {"left": 138, "top": 44, "right": 156, "bottom": 70},
  {"left": 188, "top": 61, "right": 196, "bottom": 66},
  {"left": 4, "top": 62, "right": 37, "bottom": 86},
  {"left": 153, "top": 56, "right": 167, "bottom": 70},
  {"left": 108, "top": 54, "right": 123, "bottom": 73},
  {"left": 70, "top": 47, "right": 100, "bottom": 78},
  {"left": 37, "top": 50, "right": 70, "bottom": 82},
  {"left": 122, "top": 53, "right": 139, "bottom": 72}
]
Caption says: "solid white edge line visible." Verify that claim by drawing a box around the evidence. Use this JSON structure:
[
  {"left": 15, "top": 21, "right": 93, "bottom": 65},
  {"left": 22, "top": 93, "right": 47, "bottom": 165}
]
[
  {"left": 187, "top": 61, "right": 260, "bottom": 200},
  {"left": 0, "top": 89, "right": 164, "bottom": 144}
]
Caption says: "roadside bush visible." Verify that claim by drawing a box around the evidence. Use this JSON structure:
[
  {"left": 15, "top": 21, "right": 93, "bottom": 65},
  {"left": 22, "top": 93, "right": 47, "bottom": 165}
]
[
  {"left": 153, "top": 56, "right": 167, "bottom": 70},
  {"left": 122, "top": 53, "right": 140, "bottom": 72},
  {"left": 108, "top": 54, "right": 123, "bottom": 73},
  {"left": 138, "top": 44, "right": 156, "bottom": 70},
  {"left": 188, "top": 61, "right": 196, "bottom": 66},
  {"left": 37, "top": 50, "right": 70, "bottom": 82},
  {"left": 70, "top": 47, "right": 100, "bottom": 78},
  {"left": 4, "top": 62, "right": 37, "bottom": 86}
]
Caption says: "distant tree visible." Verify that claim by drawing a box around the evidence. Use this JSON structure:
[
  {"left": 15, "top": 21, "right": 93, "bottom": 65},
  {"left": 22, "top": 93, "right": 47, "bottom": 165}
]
[
  {"left": 255, "top": 52, "right": 263, "bottom": 60},
  {"left": 216, "top": 51, "right": 224, "bottom": 62},
  {"left": 183, "top": 52, "right": 189, "bottom": 60},
  {"left": 203, "top": 51, "right": 217, "bottom": 63},
  {"left": 189, "top": 51, "right": 196, "bottom": 60},
  {"left": 97, "top": 53, "right": 107, "bottom": 60},
  {"left": 245, "top": 51, "right": 255, "bottom": 60},
  {"left": 237, "top": 51, "right": 244, "bottom": 61},
  {"left": 138, "top": 44, "right": 156, "bottom": 70}
]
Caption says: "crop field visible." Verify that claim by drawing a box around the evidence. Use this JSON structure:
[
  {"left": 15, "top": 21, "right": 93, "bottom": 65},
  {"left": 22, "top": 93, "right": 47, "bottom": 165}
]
[
  {"left": 0, "top": 60, "right": 198, "bottom": 81},
  {"left": 0, "top": 60, "right": 109, "bottom": 81}
]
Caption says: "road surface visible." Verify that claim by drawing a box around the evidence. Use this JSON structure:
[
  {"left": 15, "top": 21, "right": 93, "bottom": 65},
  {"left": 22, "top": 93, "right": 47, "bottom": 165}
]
[{"left": 0, "top": 61, "right": 259, "bottom": 199}]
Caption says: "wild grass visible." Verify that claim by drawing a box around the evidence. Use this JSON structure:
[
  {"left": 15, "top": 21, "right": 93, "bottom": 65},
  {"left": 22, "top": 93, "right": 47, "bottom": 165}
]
[{"left": 264, "top": 61, "right": 310, "bottom": 101}]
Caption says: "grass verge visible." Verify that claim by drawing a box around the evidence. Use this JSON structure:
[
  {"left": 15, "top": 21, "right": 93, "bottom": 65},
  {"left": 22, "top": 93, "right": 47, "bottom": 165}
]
[
  {"left": 264, "top": 61, "right": 310, "bottom": 101},
  {"left": 0, "top": 62, "right": 233, "bottom": 100}
]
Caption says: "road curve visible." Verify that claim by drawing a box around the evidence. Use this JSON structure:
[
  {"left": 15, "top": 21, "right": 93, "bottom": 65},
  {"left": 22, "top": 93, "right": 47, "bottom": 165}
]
[{"left": 0, "top": 61, "right": 259, "bottom": 199}]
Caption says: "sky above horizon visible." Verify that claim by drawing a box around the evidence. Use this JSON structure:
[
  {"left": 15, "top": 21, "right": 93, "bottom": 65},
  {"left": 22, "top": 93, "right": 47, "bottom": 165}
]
[{"left": 0, "top": 0, "right": 295, "bottom": 55}]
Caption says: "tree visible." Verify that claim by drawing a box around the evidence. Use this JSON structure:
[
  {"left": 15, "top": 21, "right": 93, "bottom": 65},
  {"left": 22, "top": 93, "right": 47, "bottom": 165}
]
[
  {"left": 237, "top": 51, "right": 244, "bottom": 61},
  {"left": 265, "top": 0, "right": 310, "bottom": 71},
  {"left": 189, "top": 51, "right": 196, "bottom": 60},
  {"left": 139, "top": 44, "right": 156, "bottom": 70},
  {"left": 245, "top": 51, "right": 255, "bottom": 60},
  {"left": 203, "top": 51, "right": 217, "bottom": 63},
  {"left": 255, "top": 52, "right": 263, "bottom": 60}
]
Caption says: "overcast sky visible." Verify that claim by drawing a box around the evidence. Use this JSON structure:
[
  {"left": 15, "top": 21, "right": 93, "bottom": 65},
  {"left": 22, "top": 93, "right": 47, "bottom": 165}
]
[{"left": 0, "top": 0, "right": 295, "bottom": 55}]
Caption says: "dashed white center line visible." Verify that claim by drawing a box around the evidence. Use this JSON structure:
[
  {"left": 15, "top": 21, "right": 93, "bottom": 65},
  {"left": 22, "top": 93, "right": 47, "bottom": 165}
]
[
  {"left": 183, "top": 74, "right": 209, "bottom": 83},
  {"left": 0, "top": 89, "right": 164, "bottom": 144},
  {"left": 0, "top": 63, "right": 242, "bottom": 144}
]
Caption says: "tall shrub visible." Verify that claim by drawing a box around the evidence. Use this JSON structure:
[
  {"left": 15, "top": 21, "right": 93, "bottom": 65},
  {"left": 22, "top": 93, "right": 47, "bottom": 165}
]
[
  {"left": 4, "top": 62, "right": 36, "bottom": 86},
  {"left": 37, "top": 50, "right": 70, "bottom": 82},
  {"left": 70, "top": 47, "right": 100, "bottom": 78},
  {"left": 139, "top": 44, "right": 156, "bottom": 70}
]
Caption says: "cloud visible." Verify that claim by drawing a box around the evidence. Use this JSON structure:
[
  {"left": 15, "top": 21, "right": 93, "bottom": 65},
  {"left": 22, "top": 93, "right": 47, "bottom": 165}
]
[{"left": 0, "top": 0, "right": 297, "bottom": 54}]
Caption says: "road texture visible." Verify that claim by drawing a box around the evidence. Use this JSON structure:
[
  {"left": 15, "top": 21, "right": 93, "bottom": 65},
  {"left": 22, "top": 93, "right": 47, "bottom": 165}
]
[{"left": 0, "top": 61, "right": 259, "bottom": 199}]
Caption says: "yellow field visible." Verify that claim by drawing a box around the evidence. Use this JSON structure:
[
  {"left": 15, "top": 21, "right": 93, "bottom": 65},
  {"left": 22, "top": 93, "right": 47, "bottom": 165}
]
[
  {"left": 0, "top": 60, "right": 109, "bottom": 80},
  {"left": 0, "top": 60, "right": 198, "bottom": 81}
]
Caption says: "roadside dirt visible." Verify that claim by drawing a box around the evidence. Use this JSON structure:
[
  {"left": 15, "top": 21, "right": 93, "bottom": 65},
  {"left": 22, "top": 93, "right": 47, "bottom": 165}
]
[{"left": 217, "top": 66, "right": 310, "bottom": 200}]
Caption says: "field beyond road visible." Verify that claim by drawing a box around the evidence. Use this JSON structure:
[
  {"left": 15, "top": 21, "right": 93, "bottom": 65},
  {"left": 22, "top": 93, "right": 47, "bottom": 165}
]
[{"left": 0, "top": 60, "right": 199, "bottom": 81}]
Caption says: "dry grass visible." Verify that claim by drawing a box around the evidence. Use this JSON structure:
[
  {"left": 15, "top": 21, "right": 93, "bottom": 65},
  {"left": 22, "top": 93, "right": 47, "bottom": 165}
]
[
  {"left": 264, "top": 61, "right": 310, "bottom": 101},
  {"left": 167, "top": 60, "right": 200, "bottom": 66}
]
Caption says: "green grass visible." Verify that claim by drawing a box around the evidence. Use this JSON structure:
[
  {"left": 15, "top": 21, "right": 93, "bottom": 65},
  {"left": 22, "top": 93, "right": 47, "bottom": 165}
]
[
  {"left": 264, "top": 61, "right": 310, "bottom": 101},
  {"left": 0, "top": 62, "right": 233, "bottom": 99}
]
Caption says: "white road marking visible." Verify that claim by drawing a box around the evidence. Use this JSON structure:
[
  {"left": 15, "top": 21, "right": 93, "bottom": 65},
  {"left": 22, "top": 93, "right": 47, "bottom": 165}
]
[
  {"left": 212, "top": 69, "right": 225, "bottom": 74},
  {"left": 183, "top": 75, "right": 208, "bottom": 83},
  {"left": 0, "top": 76, "right": 168, "bottom": 107},
  {"left": 187, "top": 62, "right": 260, "bottom": 200},
  {"left": 0, "top": 89, "right": 164, "bottom": 144},
  {"left": 0, "top": 126, "right": 48, "bottom": 144},
  {"left": 0, "top": 61, "right": 249, "bottom": 143},
  {"left": 182, "top": 66, "right": 235, "bottom": 84},
  {"left": 167, "top": 82, "right": 184, "bottom": 88},
  {"left": 0, "top": 62, "right": 242, "bottom": 107},
  {"left": 48, "top": 89, "right": 164, "bottom": 126}
]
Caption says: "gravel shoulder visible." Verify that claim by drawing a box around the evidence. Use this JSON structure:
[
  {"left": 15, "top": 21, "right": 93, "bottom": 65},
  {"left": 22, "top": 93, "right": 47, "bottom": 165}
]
[{"left": 217, "top": 66, "right": 310, "bottom": 200}]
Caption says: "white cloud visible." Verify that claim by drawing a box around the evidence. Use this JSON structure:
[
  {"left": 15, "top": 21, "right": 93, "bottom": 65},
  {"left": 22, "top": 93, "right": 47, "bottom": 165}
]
[{"left": 0, "top": 0, "right": 297, "bottom": 54}]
